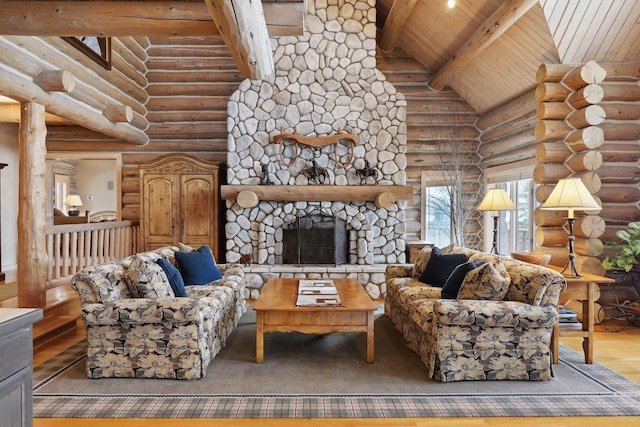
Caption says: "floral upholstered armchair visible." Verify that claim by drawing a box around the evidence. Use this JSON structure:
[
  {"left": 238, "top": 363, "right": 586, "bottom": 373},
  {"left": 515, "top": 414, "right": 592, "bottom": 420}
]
[
  {"left": 71, "top": 246, "right": 245, "bottom": 380},
  {"left": 385, "top": 246, "right": 566, "bottom": 382}
]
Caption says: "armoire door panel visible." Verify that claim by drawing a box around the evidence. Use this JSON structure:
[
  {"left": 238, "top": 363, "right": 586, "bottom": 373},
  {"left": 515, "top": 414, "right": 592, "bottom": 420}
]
[
  {"left": 181, "top": 175, "right": 215, "bottom": 246},
  {"left": 142, "top": 174, "right": 177, "bottom": 249},
  {"left": 139, "top": 154, "right": 222, "bottom": 260}
]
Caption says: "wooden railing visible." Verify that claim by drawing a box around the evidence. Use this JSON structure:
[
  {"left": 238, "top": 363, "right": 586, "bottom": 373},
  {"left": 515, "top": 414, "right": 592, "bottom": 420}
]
[{"left": 45, "top": 220, "right": 140, "bottom": 283}]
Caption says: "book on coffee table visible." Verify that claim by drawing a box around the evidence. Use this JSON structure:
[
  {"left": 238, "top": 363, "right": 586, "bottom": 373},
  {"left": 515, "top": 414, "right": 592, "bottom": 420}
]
[{"left": 296, "top": 279, "right": 342, "bottom": 306}]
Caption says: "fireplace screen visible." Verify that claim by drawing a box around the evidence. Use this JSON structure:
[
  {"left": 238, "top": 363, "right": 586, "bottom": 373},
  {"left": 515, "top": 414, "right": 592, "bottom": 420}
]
[{"left": 282, "top": 214, "right": 348, "bottom": 265}]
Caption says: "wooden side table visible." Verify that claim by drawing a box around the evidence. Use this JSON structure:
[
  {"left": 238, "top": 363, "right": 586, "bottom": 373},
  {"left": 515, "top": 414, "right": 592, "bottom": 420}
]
[{"left": 549, "top": 266, "right": 615, "bottom": 364}]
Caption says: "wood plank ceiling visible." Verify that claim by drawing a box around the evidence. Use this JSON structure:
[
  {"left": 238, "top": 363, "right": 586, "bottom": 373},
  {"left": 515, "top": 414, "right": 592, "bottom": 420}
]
[
  {"left": 377, "top": 0, "right": 640, "bottom": 115},
  {"left": 1, "top": 1, "right": 640, "bottom": 119}
]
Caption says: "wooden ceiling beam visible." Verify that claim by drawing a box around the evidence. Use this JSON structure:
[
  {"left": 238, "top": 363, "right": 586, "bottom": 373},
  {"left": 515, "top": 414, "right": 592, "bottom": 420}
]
[
  {"left": 428, "top": 0, "right": 539, "bottom": 91},
  {"left": 0, "top": 68, "right": 148, "bottom": 145},
  {"left": 378, "top": 0, "right": 419, "bottom": 52},
  {"left": 0, "top": 1, "right": 303, "bottom": 37},
  {"left": 0, "top": 103, "right": 70, "bottom": 124},
  {"left": 203, "top": 0, "right": 274, "bottom": 80}
]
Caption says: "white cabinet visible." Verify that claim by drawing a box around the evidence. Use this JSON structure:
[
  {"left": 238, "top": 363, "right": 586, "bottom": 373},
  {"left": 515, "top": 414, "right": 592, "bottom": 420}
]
[{"left": 0, "top": 309, "right": 43, "bottom": 427}]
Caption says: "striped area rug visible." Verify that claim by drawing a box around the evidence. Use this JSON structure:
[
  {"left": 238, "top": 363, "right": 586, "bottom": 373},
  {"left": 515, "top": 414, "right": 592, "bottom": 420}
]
[{"left": 33, "top": 313, "right": 640, "bottom": 418}]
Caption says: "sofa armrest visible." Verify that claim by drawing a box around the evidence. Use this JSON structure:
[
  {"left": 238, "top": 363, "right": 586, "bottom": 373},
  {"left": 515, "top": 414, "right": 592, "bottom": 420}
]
[
  {"left": 434, "top": 299, "right": 558, "bottom": 328},
  {"left": 218, "top": 263, "right": 244, "bottom": 280},
  {"left": 81, "top": 297, "right": 214, "bottom": 326},
  {"left": 385, "top": 265, "right": 413, "bottom": 280}
]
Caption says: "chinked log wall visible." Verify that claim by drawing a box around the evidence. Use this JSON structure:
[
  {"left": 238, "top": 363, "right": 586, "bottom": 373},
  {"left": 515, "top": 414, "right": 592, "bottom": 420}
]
[
  {"left": 534, "top": 61, "right": 608, "bottom": 275},
  {"left": 123, "top": 44, "right": 483, "bottom": 248},
  {"left": 120, "top": 35, "right": 238, "bottom": 221},
  {"left": 376, "top": 48, "right": 482, "bottom": 246},
  {"left": 1, "top": 35, "right": 149, "bottom": 142},
  {"left": 534, "top": 61, "right": 640, "bottom": 276}
]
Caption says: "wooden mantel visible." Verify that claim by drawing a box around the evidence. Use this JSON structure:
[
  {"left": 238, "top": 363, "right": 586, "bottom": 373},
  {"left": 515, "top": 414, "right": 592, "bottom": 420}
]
[{"left": 221, "top": 185, "right": 414, "bottom": 207}]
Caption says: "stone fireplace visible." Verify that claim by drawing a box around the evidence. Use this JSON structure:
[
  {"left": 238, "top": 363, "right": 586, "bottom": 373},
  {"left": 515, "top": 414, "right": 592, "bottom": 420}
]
[
  {"left": 224, "top": 0, "right": 407, "bottom": 298},
  {"left": 282, "top": 211, "right": 348, "bottom": 265}
]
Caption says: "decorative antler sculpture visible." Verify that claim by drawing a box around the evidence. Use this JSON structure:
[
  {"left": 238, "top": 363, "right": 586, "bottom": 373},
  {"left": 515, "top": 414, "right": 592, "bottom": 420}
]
[{"left": 274, "top": 128, "right": 359, "bottom": 168}]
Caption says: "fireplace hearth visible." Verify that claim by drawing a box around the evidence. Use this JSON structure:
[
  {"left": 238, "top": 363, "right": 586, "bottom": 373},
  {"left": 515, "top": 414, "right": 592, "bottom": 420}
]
[{"left": 283, "top": 214, "right": 348, "bottom": 265}]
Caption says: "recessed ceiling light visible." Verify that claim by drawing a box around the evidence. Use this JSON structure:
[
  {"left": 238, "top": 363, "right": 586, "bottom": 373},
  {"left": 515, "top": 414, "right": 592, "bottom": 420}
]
[{"left": 447, "top": 0, "right": 456, "bottom": 8}]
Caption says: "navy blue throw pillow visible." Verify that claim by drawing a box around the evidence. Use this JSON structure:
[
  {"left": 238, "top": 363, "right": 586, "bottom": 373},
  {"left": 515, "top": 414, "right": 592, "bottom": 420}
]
[
  {"left": 156, "top": 258, "right": 187, "bottom": 297},
  {"left": 441, "top": 261, "right": 486, "bottom": 299},
  {"left": 174, "top": 245, "right": 223, "bottom": 285},
  {"left": 418, "top": 247, "right": 467, "bottom": 287}
]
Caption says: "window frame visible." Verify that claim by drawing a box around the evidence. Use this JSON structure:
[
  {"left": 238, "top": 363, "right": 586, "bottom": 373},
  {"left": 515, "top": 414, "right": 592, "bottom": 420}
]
[
  {"left": 421, "top": 170, "right": 455, "bottom": 243},
  {"left": 483, "top": 159, "right": 536, "bottom": 254}
]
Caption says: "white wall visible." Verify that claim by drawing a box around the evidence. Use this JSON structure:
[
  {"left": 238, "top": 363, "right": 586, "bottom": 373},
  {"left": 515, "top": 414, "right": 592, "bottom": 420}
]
[
  {"left": 0, "top": 123, "right": 19, "bottom": 274},
  {"left": 76, "top": 159, "right": 117, "bottom": 215}
]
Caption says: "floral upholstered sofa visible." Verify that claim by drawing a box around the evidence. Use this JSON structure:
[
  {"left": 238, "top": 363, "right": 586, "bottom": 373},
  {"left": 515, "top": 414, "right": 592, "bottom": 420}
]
[
  {"left": 385, "top": 246, "right": 566, "bottom": 382},
  {"left": 71, "top": 245, "right": 246, "bottom": 380}
]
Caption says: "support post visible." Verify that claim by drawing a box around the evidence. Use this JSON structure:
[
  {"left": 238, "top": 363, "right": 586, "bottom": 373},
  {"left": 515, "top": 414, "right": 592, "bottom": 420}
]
[{"left": 18, "top": 101, "right": 49, "bottom": 308}]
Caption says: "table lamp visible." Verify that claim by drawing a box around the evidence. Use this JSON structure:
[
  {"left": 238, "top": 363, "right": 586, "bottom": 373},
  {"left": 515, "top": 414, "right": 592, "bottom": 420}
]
[
  {"left": 478, "top": 187, "right": 516, "bottom": 254},
  {"left": 541, "top": 177, "right": 601, "bottom": 277},
  {"left": 65, "top": 194, "right": 83, "bottom": 216}
]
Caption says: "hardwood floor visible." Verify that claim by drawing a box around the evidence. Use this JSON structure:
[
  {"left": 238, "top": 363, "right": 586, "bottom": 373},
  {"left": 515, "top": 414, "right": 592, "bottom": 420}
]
[{"left": 33, "top": 323, "right": 640, "bottom": 427}]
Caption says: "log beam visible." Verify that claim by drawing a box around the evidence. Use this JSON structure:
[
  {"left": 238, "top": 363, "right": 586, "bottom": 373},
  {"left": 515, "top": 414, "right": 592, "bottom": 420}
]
[
  {"left": 428, "top": 0, "right": 538, "bottom": 90},
  {"left": 221, "top": 185, "right": 414, "bottom": 203},
  {"left": 103, "top": 105, "right": 133, "bottom": 123},
  {"left": 18, "top": 101, "right": 48, "bottom": 308},
  {"left": 379, "top": 0, "right": 419, "bottom": 52},
  {"left": 0, "top": 1, "right": 304, "bottom": 37},
  {"left": 33, "top": 70, "right": 75, "bottom": 93},
  {"left": 0, "top": 68, "right": 148, "bottom": 145},
  {"left": 204, "top": 0, "right": 274, "bottom": 80}
]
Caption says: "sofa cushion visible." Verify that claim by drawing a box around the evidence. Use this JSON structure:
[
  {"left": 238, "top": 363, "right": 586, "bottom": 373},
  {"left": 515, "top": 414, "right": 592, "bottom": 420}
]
[
  {"left": 175, "top": 245, "right": 223, "bottom": 285},
  {"left": 441, "top": 261, "right": 485, "bottom": 299},
  {"left": 457, "top": 259, "right": 510, "bottom": 300},
  {"left": 156, "top": 258, "right": 187, "bottom": 297},
  {"left": 126, "top": 254, "right": 175, "bottom": 299},
  {"left": 413, "top": 243, "right": 453, "bottom": 279},
  {"left": 418, "top": 247, "right": 467, "bottom": 287}
]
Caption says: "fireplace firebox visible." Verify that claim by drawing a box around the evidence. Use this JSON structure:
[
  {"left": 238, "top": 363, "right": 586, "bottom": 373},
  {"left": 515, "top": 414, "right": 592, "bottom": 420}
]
[{"left": 282, "top": 214, "right": 348, "bottom": 265}]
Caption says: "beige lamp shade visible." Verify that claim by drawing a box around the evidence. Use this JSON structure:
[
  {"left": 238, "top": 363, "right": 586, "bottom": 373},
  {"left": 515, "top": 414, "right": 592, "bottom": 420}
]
[
  {"left": 478, "top": 188, "right": 516, "bottom": 215},
  {"left": 64, "top": 194, "right": 83, "bottom": 207},
  {"left": 541, "top": 178, "right": 600, "bottom": 218}
]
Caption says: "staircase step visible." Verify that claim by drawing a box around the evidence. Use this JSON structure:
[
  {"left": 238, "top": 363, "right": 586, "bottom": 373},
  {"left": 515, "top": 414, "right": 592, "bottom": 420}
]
[{"left": 33, "top": 315, "right": 79, "bottom": 350}]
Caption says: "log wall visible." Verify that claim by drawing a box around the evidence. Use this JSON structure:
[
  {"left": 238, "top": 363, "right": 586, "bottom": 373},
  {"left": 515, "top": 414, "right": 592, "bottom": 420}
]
[
  {"left": 0, "top": 36, "right": 149, "bottom": 137},
  {"left": 377, "top": 48, "right": 482, "bottom": 248},
  {"left": 477, "top": 90, "right": 537, "bottom": 169},
  {"left": 534, "top": 61, "right": 608, "bottom": 275},
  {"left": 120, "top": 35, "right": 237, "bottom": 220}
]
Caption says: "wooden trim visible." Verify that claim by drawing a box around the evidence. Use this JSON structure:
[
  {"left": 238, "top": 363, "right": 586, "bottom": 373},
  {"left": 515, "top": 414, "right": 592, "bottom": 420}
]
[{"left": 63, "top": 37, "right": 111, "bottom": 70}]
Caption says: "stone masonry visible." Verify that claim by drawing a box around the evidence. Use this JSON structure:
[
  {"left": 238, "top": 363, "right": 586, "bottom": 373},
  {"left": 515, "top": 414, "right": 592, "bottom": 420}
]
[{"left": 225, "top": 0, "right": 408, "bottom": 298}]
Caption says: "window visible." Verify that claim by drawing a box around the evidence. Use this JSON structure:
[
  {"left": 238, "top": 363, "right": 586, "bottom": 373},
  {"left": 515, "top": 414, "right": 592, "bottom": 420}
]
[
  {"left": 425, "top": 185, "right": 453, "bottom": 247},
  {"left": 484, "top": 160, "right": 536, "bottom": 255},
  {"left": 54, "top": 174, "right": 69, "bottom": 214},
  {"left": 492, "top": 179, "right": 534, "bottom": 254}
]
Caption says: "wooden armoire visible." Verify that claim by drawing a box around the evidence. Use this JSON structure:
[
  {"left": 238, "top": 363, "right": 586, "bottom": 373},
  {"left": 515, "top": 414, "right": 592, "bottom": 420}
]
[{"left": 139, "top": 154, "right": 224, "bottom": 261}]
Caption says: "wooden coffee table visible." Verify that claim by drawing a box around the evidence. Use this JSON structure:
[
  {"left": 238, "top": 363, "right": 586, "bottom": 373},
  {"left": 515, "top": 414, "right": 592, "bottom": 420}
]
[{"left": 253, "top": 278, "right": 377, "bottom": 363}]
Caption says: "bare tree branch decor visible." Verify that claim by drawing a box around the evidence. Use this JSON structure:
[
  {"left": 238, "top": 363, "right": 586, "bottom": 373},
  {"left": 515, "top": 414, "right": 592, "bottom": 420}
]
[{"left": 423, "top": 96, "right": 483, "bottom": 249}]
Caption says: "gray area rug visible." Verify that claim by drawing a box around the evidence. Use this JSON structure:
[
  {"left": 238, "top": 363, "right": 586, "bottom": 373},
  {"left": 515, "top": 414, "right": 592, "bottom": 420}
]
[{"left": 33, "top": 307, "right": 640, "bottom": 418}]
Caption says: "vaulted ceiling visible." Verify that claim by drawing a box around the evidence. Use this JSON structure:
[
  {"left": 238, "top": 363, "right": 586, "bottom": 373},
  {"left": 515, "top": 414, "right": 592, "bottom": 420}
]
[
  {"left": 377, "top": 0, "right": 640, "bottom": 114},
  {"left": 2, "top": 0, "right": 640, "bottom": 119}
]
